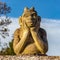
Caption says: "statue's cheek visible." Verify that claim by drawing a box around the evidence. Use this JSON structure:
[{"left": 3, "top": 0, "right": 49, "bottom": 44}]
[{"left": 33, "top": 20, "right": 37, "bottom": 26}]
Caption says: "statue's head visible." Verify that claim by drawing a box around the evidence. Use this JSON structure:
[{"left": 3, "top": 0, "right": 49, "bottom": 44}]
[{"left": 19, "top": 7, "right": 41, "bottom": 28}]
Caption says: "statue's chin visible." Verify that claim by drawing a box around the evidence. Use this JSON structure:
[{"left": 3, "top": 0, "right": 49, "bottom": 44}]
[
  {"left": 26, "top": 21, "right": 36, "bottom": 27},
  {"left": 30, "top": 25, "right": 34, "bottom": 27},
  {"left": 28, "top": 23, "right": 36, "bottom": 27}
]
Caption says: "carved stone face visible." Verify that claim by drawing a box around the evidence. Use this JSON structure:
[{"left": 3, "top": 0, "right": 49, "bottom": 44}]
[{"left": 19, "top": 7, "right": 41, "bottom": 27}]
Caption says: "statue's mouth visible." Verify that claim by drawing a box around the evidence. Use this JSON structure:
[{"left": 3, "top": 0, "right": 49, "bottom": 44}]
[{"left": 26, "top": 19, "right": 37, "bottom": 27}]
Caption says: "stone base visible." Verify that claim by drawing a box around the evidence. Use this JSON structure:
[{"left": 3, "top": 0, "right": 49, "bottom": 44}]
[{"left": 0, "top": 55, "right": 60, "bottom": 60}]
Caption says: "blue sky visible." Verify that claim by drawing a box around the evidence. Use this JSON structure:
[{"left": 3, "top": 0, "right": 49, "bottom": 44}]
[
  {"left": 1, "top": 0, "right": 60, "bottom": 19},
  {"left": 0, "top": 0, "right": 60, "bottom": 56}
]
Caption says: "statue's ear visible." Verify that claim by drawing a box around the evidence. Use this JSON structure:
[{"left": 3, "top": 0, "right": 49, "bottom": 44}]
[
  {"left": 24, "top": 7, "right": 29, "bottom": 12},
  {"left": 38, "top": 16, "right": 41, "bottom": 22},
  {"left": 19, "top": 16, "right": 22, "bottom": 26},
  {"left": 30, "top": 7, "right": 35, "bottom": 11}
]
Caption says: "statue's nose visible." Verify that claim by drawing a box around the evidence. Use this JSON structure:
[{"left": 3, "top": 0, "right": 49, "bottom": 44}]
[
  {"left": 28, "top": 15, "right": 33, "bottom": 20},
  {"left": 26, "top": 16, "right": 33, "bottom": 23}
]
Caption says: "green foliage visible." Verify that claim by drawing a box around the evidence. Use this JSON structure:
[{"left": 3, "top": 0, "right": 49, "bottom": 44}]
[
  {"left": 0, "top": 2, "right": 14, "bottom": 55},
  {"left": 8, "top": 39, "right": 15, "bottom": 55},
  {"left": 0, "top": 2, "right": 11, "bottom": 16},
  {"left": 0, "top": 40, "right": 16, "bottom": 55}
]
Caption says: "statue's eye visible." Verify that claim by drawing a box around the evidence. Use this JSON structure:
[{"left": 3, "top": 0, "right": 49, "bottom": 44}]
[
  {"left": 31, "top": 13, "right": 37, "bottom": 17},
  {"left": 31, "top": 14, "right": 34, "bottom": 17},
  {"left": 34, "top": 13, "right": 37, "bottom": 16},
  {"left": 23, "top": 13, "right": 30, "bottom": 17},
  {"left": 23, "top": 14, "right": 29, "bottom": 17}
]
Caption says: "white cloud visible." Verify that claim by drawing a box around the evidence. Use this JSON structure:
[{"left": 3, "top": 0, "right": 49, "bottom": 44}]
[
  {"left": 0, "top": 17, "right": 60, "bottom": 56},
  {"left": 41, "top": 18, "right": 60, "bottom": 56}
]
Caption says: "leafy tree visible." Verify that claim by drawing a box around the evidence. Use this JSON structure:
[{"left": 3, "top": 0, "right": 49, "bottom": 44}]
[
  {"left": 0, "top": 2, "right": 12, "bottom": 38},
  {"left": 0, "top": 2, "right": 11, "bottom": 17},
  {"left": 0, "top": 40, "right": 15, "bottom": 55},
  {"left": 0, "top": 2, "right": 14, "bottom": 55}
]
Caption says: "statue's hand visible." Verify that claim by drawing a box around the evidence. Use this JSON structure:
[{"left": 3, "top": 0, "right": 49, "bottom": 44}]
[
  {"left": 22, "top": 21, "right": 30, "bottom": 33},
  {"left": 30, "top": 27, "right": 38, "bottom": 33}
]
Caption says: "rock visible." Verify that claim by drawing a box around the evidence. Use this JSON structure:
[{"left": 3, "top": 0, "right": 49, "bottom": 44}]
[{"left": 0, "top": 56, "right": 60, "bottom": 60}]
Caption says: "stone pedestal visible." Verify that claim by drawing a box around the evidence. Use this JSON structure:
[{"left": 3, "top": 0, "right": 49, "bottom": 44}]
[{"left": 0, "top": 56, "right": 60, "bottom": 60}]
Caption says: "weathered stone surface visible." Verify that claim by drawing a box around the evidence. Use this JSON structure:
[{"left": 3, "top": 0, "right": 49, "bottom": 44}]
[
  {"left": 13, "top": 7, "right": 48, "bottom": 55},
  {"left": 0, "top": 56, "right": 60, "bottom": 60}
]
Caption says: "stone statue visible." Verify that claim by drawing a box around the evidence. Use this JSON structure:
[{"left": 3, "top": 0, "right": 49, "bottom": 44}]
[{"left": 13, "top": 7, "right": 48, "bottom": 55}]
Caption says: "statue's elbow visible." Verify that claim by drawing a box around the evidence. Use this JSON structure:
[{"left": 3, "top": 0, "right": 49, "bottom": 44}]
[
  {"left": 43, "top": 45, "right": 48, "bottom": 54},
  {"left": 44, "top": 48, "right": 48, "bottom": 54},
  {"left": 13, "top": 47, "right": 20, "bottom": 55},
  {"left": 41, "top": 48, "right": 48, "bottom": 54},
  {"left": 41, "top": 44, "right": 48, "bottom": 54}
]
